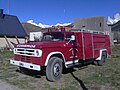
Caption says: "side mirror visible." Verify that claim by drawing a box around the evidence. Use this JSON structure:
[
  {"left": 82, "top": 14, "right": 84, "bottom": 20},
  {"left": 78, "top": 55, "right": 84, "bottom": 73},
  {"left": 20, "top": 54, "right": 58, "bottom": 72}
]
[
  {"left": 67, "top": 35, "right": 75, "bottom": 44},
  {"left": 71, "top": 35, "right": 75, "bottom": 41}
]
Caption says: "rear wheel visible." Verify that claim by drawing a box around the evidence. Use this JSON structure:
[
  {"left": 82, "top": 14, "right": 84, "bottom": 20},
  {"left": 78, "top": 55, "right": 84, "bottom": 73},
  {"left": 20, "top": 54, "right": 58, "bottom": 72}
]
[
  {"left": 97, "top": 51, "right": 107, "bottom": 66},
  {"left": 46, "top": 57, "right": 63, "bottom": 82}
]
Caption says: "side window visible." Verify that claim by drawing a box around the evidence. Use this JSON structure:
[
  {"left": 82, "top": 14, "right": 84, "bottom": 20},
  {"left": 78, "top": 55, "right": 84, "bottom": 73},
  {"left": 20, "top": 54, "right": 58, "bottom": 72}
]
[
  {"left": 43, "top": 35, "right": 53, "bottom": 41},
  {"left": 100, "top": 22, "right": 102, "bottom": 27},
  {"left": 66, "top": 34, "right": 73, "bottom": 42}
]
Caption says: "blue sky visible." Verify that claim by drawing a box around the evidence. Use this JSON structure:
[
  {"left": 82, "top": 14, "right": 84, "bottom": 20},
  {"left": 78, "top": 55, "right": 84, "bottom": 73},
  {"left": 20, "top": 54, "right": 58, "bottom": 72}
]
[{"left": 0, "top": 0, "right": 120, "bottom": 25}]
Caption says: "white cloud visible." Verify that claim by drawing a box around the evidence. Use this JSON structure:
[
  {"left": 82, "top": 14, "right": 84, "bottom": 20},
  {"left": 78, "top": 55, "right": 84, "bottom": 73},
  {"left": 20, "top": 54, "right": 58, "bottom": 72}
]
[
  {"left": 27, "top": 20, "right": 71, "bottom": 28},
  {"left": 107, "top": 13, "right": 120, "bottom": 24}
]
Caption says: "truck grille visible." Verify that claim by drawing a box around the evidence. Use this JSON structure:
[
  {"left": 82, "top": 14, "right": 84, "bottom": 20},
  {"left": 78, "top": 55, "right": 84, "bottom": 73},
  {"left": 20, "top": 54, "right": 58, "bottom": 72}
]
[
  {"left": 21, "top": 56, "right": 31, "bottom": 63},
  {"left": 14, "top": 48, "right": 42, "bottom": 57}
]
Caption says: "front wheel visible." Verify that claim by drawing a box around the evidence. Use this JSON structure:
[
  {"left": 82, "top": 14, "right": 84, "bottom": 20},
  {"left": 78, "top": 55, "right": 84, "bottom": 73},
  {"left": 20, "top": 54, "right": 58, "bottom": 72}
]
[{"left": 46, "top": 57, "right": 63, "bottom": 82}]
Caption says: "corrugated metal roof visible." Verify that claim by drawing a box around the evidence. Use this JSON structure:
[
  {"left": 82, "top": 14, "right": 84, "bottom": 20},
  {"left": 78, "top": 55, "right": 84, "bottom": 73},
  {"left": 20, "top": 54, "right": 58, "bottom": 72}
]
[{"left": 0, "top": 13, "right": 27, "bottom": 37}]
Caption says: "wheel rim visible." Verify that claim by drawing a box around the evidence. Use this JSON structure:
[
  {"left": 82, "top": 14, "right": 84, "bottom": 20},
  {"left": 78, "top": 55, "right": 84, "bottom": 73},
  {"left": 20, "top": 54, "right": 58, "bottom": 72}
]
[
  {"left": 53, "top": 63, "right": 61, "bottom": 77},
  {"left": 98, "top": 53, "right": 106, "bottom": 65},
  {"left": 102, "top": 54, "right": 106, "bottom": 63}
]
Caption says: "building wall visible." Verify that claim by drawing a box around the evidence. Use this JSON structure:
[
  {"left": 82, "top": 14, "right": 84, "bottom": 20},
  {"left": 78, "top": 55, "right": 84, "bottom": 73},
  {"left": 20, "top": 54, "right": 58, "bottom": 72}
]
[
  {"left": 74, "top": 16, "right": 113, "bottom": 45},
  {"left": 111, "top": 21, "right": 120, "bottom": 42},
  {"left": 74, "top": 17, "right": 105, "bottom": 31},
  {"left": 0, "top": 37, "right": 26, "bottom": 49}
]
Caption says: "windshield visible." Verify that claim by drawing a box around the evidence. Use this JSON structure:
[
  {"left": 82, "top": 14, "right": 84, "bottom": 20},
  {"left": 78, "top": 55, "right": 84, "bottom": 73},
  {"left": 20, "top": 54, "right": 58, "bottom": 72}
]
[{"left": 42, "top": 32, "right": 64, "bottom": 41}]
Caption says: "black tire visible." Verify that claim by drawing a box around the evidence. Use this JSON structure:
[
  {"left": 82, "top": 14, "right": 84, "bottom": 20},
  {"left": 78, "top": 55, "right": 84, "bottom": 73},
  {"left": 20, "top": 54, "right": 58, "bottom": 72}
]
[
  {"left": 93, "top": 60, "right": 98, "bottom": 65},
  {"left": 46, "top": 57, "right": 63, "bottom": 82},
  {"left": 97, "top": 51, "right": 107, "bottom": 66}
]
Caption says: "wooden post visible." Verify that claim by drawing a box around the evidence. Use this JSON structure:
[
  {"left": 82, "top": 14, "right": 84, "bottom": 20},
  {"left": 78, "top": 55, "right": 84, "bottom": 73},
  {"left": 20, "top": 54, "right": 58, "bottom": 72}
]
[
  {"left": 25, "top": 37, "right": 28, "bottom": 43},
  {"left": 15, "top": 36, "right": 20, "bottom": 44},
  {"left": 4, "top": 35, "right": 11, "bottom": 49}
]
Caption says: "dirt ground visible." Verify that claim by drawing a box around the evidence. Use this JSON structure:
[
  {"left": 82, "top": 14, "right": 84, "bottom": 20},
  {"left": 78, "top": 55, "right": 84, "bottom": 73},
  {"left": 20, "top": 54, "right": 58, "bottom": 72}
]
[{"left": 0, "top": 80, "right": 21, "bottom": 90}]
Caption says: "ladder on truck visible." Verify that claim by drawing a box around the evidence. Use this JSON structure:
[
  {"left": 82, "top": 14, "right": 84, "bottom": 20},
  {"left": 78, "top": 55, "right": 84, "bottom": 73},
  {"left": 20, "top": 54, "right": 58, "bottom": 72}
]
[{"left": 70, "top": 29, "right": 109, "bottom": 35}]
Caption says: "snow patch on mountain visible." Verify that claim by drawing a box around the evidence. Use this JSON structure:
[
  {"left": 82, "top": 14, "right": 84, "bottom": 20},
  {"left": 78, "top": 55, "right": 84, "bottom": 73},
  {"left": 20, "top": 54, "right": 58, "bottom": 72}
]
[
  {"left": 107, "top": 13, "right": 120, "bottom": 24},
  {"left": 55, "top": 23, "right": 72, "bottom": 26},
  {"left": 27, "top": 20, "right": 38, "bottom": 26},
  {"left": 27, "top": 20, "right": 71, "bottom": 28}
]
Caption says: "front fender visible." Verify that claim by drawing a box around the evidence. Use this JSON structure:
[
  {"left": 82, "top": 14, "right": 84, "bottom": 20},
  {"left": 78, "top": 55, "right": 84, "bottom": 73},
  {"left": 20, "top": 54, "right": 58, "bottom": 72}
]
[{"left": 44, "top": 52, "right": 65, "bottom": 66}]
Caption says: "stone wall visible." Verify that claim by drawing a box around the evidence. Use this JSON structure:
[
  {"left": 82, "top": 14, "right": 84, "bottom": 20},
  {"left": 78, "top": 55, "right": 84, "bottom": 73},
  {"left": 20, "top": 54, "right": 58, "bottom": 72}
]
[{"left": 0, "top": 38, "right": 26, "bottom": 49}]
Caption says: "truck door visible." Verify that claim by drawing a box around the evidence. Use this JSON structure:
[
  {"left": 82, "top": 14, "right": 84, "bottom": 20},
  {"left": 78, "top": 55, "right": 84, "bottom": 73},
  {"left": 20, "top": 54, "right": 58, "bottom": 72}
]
[{"left": 64, "top": 33, "right": 77, "bottom": 61}]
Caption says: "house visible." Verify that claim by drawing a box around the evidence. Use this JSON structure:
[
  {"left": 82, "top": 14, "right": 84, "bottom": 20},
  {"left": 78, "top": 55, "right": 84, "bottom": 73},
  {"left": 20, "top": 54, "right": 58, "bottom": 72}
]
[
  {"left": 0, "top": 9, "right": 27, "bottom": 49},
  {"left": 110, "top": 20, "right": 120, "bottom": 43}
]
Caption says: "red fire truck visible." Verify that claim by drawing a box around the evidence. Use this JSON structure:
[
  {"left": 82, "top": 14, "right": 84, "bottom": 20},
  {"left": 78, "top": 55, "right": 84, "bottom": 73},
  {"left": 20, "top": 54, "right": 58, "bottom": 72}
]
[{"left": 10, "top": 29, "right": 111, "bottom": 81}]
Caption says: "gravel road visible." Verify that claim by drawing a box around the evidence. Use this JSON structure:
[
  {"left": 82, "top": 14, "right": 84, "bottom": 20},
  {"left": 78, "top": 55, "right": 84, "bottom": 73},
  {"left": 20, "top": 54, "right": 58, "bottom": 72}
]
[{"left": 0, "top": 80, "right": 21, "bottom": 90}]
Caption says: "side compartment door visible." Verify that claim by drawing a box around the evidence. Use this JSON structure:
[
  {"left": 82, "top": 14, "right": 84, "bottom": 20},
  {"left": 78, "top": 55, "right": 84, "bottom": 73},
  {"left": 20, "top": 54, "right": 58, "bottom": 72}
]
[{"left": 83, "top": 33, "right": 93, "bottom": 60}]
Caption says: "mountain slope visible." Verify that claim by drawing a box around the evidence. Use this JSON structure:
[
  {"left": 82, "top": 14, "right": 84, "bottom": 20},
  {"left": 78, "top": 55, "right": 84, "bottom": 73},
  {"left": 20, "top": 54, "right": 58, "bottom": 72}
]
[
  {"left": 22, "top": 23, "right": 48, "bottom": 35},
  {"left": 107, "top": 13, "right": 120, "bottom": 24},
  {"left": 27, "top": 20, "right": 72, "bottom": 28}
]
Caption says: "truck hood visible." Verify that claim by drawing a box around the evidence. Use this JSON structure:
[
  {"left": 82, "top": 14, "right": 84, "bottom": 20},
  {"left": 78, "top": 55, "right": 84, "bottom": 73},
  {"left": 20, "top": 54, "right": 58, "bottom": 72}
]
[{"left": 16, "top": 41, "right": 65, "bottom": 49}]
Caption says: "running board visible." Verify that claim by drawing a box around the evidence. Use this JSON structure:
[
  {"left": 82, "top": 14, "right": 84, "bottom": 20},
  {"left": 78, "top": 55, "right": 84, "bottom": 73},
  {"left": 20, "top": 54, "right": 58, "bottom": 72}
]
[
  {"left": 66, "top": 62, "right": 82, "bottom": 68},
  {"left": 66, "top": 59, "right": 94, "bottom": 68}
]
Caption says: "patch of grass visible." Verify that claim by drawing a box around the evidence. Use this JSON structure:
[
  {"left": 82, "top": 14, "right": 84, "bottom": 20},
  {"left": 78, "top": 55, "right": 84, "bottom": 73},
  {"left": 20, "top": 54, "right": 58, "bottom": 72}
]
[
  {"left": 8, "top": 78, "right": 35, "bottom": 90},
  {"left": 82, "top": 45, "right": 120, "bottom": 90},
  {"left": 0, "top": 49, "right": 13, "bottom": 59},
  {"left": 62, "top": 85, "right": 79, "bottom": 90},
  {"left": 0, "top": 59, "right": 35, "bottom": 90}
]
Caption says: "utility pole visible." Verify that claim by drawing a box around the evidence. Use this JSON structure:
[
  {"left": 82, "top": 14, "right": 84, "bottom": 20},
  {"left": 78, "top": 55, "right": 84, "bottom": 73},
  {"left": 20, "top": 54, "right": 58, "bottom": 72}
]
[
  {"left": 63, "top": 9, "right": 66, "bottom": 21},
  {"left": 8, "top": 0, "right": 10, "bottom": 14}
]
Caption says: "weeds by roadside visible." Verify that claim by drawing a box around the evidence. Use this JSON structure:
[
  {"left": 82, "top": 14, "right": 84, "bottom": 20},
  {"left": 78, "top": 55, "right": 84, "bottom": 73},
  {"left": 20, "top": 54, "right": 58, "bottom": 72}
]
[{"left": 0, "top": 49, "right": 13, "bottom": 59}]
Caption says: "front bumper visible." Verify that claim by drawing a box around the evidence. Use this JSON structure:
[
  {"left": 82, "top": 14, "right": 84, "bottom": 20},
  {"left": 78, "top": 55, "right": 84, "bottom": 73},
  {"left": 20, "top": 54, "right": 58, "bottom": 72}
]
[{"left": 10, "top": 60, "right": 41, "bottom": 71}]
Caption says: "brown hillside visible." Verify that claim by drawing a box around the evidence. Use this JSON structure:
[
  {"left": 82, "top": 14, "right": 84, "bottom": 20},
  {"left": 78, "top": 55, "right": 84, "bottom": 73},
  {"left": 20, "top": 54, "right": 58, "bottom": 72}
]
[{"left": 22, "top": 23, "right": 48, "bottom": 35}]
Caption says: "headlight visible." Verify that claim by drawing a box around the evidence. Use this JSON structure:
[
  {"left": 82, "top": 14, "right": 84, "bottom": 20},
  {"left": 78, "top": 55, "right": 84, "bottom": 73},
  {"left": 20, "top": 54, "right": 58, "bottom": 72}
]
[
  {"left": 35, "top": 49, "right": 42, "bottom": 57},
  {"left": 13, "top": 48, "right": 17, "bottom": 54}
]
